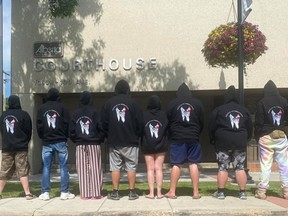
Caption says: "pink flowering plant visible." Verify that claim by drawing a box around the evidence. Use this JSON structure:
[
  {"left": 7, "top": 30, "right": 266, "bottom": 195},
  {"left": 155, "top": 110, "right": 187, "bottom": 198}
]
[{"left": 202, "top": 22, "right": 268, "bottom": 68}]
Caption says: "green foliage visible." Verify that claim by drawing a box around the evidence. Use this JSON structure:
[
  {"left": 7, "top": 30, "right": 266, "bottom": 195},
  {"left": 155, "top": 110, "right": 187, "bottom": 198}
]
[{"left": 48, "top": 0, "right": 79, "bottom": 18}]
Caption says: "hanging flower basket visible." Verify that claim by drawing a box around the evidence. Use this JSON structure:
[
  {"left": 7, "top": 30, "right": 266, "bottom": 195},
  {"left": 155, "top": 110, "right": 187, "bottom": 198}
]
[{"left": 201, "top": 22, "right": 268, "bottom": 68}]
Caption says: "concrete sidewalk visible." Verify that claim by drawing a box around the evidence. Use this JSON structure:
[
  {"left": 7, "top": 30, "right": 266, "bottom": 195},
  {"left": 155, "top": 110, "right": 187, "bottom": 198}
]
[
  {"left": 0, "top": 195, "right": 287, "bottom": 216},
  {"left": 0, "top": 171, "right": 287, "bottom": 216}
]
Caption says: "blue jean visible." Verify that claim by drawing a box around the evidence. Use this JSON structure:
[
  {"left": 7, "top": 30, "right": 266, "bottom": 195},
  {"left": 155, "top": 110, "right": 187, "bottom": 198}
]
[{"left": 41, "top": 142, "right": 70, "bottom": 193}]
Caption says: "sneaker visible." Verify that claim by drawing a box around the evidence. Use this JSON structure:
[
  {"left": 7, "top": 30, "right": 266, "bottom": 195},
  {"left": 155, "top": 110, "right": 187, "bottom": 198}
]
[
  {"left": 282, "top": 188, "right": 288, "bottom": 200},
  {"left": 128, "top": 190, "right": 139, "bottom": 200},
  {"left": 60, "top": 192, "right": 75, "bottom": 200},
  {"left": 212, "top": 191, "right": 225, "bottom": 200},
  {"left": 255, "top": 188, "right": 267, "bottom": 200},
  {"left": 239, "top": 191, "right": 247, "bottom": 200},
  {"left": 108, "top": 190, "right": 120, "bottom": 200},
  {"left": 39, "top": 192, "right": 50, "bottom": 201}
]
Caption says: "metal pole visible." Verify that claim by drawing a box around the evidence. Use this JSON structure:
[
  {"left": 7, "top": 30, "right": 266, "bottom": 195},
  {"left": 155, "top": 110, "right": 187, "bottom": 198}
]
[
  {"left": 237, "top": 0, "right": 254, "bottom": 185},
  {"left": 0, "top": 0, "right": 3, "bottom": 158},
  {"left": 0, "top": 0, "right": 3, "bottom": 115},
  {"left": 238, "top": 0, "right": 244, "bottom": 105}
]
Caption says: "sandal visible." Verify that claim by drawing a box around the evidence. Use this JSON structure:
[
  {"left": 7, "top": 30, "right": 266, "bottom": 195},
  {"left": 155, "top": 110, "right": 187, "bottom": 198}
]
[
  {"left": 164, "top": 194, "right": 177, "bottom": 199},
  {"left": 156, "top": 195, "right": 165, "bottom": 199},
  {"left": 192, "top": 195, "right": 202, "bottom": 199},
  {"left": 91, "top": 196, "right": 103, "bottom": 200},
  {"left": 145, "top": 195, "right": 155, "bottom": 199},
  {"left": 25, "top": 194, "right": 36, "bottom": 200}
]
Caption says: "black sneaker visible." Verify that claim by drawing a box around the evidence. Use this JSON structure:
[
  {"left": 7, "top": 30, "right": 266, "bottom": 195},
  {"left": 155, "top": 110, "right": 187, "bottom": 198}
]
[
  {"left": 239, "top": 191, "right": 247, "bottom": 200},
  {"left": 212, "top": 191, "right": 225, "bottom": 200},
  {"left": 128, "top": 190, "right": 139, "bottom": 200},
  {"left": 108, "top": 190, "right": 120, "bottom": 200}
]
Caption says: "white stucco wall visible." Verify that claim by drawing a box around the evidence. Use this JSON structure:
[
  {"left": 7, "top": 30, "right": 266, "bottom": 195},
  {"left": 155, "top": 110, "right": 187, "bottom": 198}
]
[{"left": 11, "top": 0, "right": 288, "bottom": 94}]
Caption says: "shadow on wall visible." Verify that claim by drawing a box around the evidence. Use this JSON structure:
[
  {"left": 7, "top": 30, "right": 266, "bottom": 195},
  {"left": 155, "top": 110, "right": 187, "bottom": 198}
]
[
  {"left": 12, "top": 0, "right": 104, "bottom": 94},
  {"left": 219, "top": 69, "right": 227, "bottom": 90},
  {"left": 13, "top": 1, "right": 200, "bottom": 94},
  {"left": 97, "top": 60, "right": 199, "bottom": 92}
]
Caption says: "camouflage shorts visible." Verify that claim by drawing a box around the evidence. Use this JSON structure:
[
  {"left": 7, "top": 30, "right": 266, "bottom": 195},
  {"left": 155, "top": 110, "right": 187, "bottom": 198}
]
[
  {"left": 216, "top": 150, "right": 246, "bottom": 172},
  {"left": 0, "top": 151, "right": 30, "bottom": 180}
]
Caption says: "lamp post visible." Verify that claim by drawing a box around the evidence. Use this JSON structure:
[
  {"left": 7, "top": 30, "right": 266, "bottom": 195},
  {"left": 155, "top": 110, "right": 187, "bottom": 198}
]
[
  {"left": 237, "top": 0, "right": 255, "bottom": 185},
  {"left": 238, "top": 0, "right": 244, "bottom": 105},
  {"left": 0, "top": 0, "right": 3, "bottom": 115}
]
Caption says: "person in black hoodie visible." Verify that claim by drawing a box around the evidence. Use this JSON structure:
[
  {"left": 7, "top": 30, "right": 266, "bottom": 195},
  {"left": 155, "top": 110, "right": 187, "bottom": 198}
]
[
  {"left": 165, "top": 83, "right": 204, "bottom": 199},
  {"left": 0, "top": 95, "right": 35, "bottom": 200},
  {"left": 254, "top": 80, "right": 288, "bottom": 200},
  {"left": 101, "top": 79, "right": 143, "bottom": 200},
  {"left": 70, "top": 91, "right": 103, "bottom": 200},
  {"left": 141, "top": 95, "right": 168, "bottom": 199},
  {"left": 36, "top": 88, "right": 75, "bottom": 201},
  {"left": 209, "top": 85, "right": 253, "bottom": 200}
]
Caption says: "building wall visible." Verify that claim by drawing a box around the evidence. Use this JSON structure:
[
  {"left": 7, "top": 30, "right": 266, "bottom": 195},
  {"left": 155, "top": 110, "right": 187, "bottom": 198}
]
[{"left": 11, "top": 1, "right": 288, "bottom": 173}]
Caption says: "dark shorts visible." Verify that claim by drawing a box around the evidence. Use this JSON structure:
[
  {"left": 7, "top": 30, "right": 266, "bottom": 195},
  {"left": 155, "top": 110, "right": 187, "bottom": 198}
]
[
  {"left": 0, "top": 151, "right": 30, "bottom": 180},
  {"left": 216, "top": 150, "right": 246, "bottom": 172},
  {"left": 170, "top": 143, "right": 201, "bottom": 165}
]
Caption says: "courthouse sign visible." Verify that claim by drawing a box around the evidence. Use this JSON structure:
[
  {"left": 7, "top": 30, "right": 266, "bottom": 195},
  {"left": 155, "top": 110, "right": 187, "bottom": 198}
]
[{"left": 34, "top": 42, "right": 64, "bottom": 58}]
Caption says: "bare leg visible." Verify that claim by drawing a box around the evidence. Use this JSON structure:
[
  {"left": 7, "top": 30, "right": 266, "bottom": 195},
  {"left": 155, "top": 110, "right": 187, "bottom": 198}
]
[
  {"left": 217, "top": 170, "right": 228, "bottom": 189},
  {"left": 144, "top": 154, "right": 155, "bottom": 198},
  {"left": 189, "top": 163, "right": 200, "bottom": 197},
  {"left": 111, "top": 171, "right": 120, "bottom": 190},
  {"left": 0, "top": 180, "right": 7, "bottom": 195},
  {"left": 165, "top": 165, "right": 181, "bottom": 197},
  {"left": 127, "top": 171, "right": 136, "bottom": 190},
  {"left": 155, "top": 153, "right": 165, "bottom": 198},
  {"left": 20, "top": 176, "right": 31, "bottom": 195},
  {"left": 235, "top": 170, "right": 247, "bottom": 190}
]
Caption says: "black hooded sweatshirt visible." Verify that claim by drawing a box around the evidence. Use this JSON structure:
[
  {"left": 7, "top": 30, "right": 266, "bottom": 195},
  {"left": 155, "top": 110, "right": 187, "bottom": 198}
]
[
  {"left": 0, "top": 95, "right": 32, "bottom": 152},
  {"left": 141, "top": 95, "right": 168, "bottom": 154},
  {"left": 254, "top": 80, "right": 288, "bottom": 140},
  {"left": 36, "top": 88, "right": 70, "bottom": 145},
  {"left": 69, "top": 91, "right": 103, "bottom": 145},
  {"left": 166, "top": 83, "right": 204, "bottom": 144},
  {"left": 101, "top": 80, "right": 143, "bottom": 147},
  {"left": 208, "top": 85, "right": 253, "bottom": 151}
]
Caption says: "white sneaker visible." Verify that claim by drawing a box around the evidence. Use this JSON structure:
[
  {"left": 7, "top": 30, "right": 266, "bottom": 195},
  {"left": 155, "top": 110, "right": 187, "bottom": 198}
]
[
  {"left": 60, "top": 192, "right": 75, "bottom": 200},
  {"left": 39, "top": 192, "right": 50, "bottom": 201}
]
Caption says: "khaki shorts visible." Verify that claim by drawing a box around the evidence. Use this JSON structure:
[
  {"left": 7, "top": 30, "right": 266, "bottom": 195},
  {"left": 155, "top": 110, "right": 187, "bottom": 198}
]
[
  {"left": 109, "top": 146, "right": 139, "bottom": 172},
  {"left": 0, "top": 151, "right": 30, "bottom": 180}
]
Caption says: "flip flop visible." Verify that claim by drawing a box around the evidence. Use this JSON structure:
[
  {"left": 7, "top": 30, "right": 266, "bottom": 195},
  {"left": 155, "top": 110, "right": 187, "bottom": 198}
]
[
  {"left": 25, "top": 194, "right": 36, "bottom": 200},
  {"left": 91, "top": 196, "right": 103, "bottom": 200},
  {"left": 164, "top": 195, "right": 177, "bottom": 199},
  {"left": 192, "top": 195, "right": 202, "bottom": 199},
  {"left": 156, "top": 195, "right": 165, "bottom": 199},
  {"left": 145, "top": 195, "right": 155, "bottom": 199}
]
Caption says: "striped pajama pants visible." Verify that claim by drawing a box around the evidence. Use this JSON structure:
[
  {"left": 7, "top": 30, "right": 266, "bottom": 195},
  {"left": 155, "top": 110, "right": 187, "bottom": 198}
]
[
  {"left": 76, "top": 144, "right": 102, "bottom": 198},
  {"left": 258, "top": 135, "right": 288, "bottom": 189}
]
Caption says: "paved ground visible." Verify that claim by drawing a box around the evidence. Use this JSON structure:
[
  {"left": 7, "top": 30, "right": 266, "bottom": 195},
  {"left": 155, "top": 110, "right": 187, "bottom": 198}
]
[{"left": 0, "top": 171, "right": 287, "bottom": 216}]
